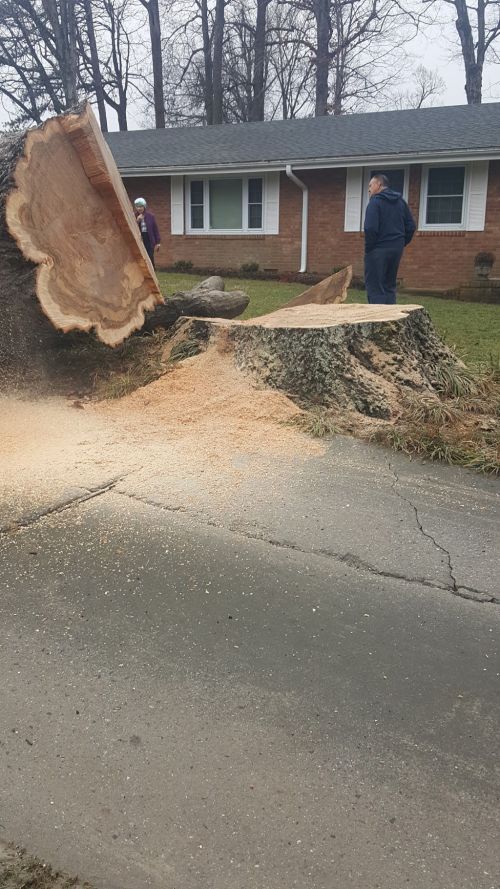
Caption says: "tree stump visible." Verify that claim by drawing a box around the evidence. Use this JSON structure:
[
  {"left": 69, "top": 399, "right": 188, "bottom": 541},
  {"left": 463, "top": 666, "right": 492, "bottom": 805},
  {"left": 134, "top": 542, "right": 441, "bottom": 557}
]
[
  {"left": 166, "top": 303, "right": 462, "bottom": 419},
  {"left": 0, "top": 103, "right": 162, "bottom": 386}
]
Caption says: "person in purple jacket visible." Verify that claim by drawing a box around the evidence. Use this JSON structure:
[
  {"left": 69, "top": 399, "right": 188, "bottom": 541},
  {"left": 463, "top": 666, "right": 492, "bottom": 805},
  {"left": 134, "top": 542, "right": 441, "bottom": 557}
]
[{"left": 134, "top": 197, "right": 161, "bottom": 268}]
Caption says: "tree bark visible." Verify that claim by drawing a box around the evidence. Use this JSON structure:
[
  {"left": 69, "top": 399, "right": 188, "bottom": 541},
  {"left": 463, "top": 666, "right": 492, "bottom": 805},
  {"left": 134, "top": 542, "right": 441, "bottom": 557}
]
[
  {"left": 212, "top": 0, "right": 226, "bottom": 124},
  {"left": 42, "top": 0, "right": 78, "bottom": 107},
  {"left": 82, "top": 0, "right": 108, "bottom": 131},
  {"left": 140, "top": 0, "right": 166, "bottom": 127},
  {"left": 166, "top": 305, "right": 463, "bottom": 419},
  {"left": 455, "top": 0, "right": 483, "bottom": 103},
  {"left": 250, "top": 0, "right": 269, "bottom": 121},
  {"left": 314, "top": 0, "right": 331, "bottom": 116},
  {"left": 201, "top": 0, "right": 214, "bottom": 124},
  {"left": 142, "top": 289, "right": 250, "bottom": 332}
]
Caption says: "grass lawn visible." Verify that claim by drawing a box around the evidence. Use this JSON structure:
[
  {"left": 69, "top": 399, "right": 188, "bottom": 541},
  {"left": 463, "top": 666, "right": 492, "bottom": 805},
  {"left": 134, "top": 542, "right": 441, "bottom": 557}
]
[{"left": 157, "top": 271, "right": 500, "bottom": 366}]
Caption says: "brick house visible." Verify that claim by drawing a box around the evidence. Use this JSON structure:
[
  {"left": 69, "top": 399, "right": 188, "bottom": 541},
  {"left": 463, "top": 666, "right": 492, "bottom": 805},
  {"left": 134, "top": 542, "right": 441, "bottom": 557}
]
[{"left": 106, "top": 103, "right": 500, "bottom": 291}]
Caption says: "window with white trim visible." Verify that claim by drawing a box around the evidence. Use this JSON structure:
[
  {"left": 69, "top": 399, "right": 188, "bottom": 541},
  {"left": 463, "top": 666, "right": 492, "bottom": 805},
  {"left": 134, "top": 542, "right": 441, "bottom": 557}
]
[
  {"left": 420, "top": 165, "right": 467, "bottom": 229},
  {"left": 186, "top": 176, "right": 264, "bottom": 233}
]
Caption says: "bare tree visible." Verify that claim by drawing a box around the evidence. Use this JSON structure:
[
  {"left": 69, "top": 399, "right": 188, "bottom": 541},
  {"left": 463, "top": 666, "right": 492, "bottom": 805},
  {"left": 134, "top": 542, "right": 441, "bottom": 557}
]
[
  {"left": 222, "top": 0, "right": 273, "bottom": 122},
  {"left": 0, "top": 0, "right": 75, "bottom": 126},
  {"left": 160, "top": 0, "right": 277, "bottom": 124},
  {"left": 390, "top": 64, "right": 445, "bottom": 109},
  {"left": 423, "top": 0, "right": 500, "bottom": 104},
  {"left": 0, "top": 0, "right": 145, "bottom": 130},
  {"left": 280, "top": 0, "right": 421, "bottom": 117},
  {"left": 81, "top": 0, "right": 108, "bottom": 130},
  {"left": 266, "top": 3, "right": 315, "bottom": 117},
  {"left": 250, "top": 0, "right": 272, "bottom": 119},
  {"left": 329, "top": 0, "right": 420, "bottom": 114},
  {"left": 42, "top": 0, "right": 79, "bottom": 106},
  {"left": 211, "top": 0, "right": 226, "bottom": 123},
  {"left": 95, "top": 0, "right": 138, "bottom": 130},
  {"left": 138, "top": 0, "right": 165, "bottom": 126}
]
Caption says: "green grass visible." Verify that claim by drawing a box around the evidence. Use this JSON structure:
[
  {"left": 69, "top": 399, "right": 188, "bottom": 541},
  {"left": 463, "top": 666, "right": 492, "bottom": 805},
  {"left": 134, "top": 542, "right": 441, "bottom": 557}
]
[{"left": 157, "top": 271, "right": 500, "bottom": 366}]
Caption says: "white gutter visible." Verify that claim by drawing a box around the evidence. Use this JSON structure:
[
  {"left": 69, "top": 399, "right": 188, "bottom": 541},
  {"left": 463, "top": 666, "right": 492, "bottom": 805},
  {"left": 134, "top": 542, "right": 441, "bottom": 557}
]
[
  {"left": 285, "top": 164, "right": 308, "bottom": 273},
  {"left": 117, "top": 149, "right": 500, "bottom": 178}
]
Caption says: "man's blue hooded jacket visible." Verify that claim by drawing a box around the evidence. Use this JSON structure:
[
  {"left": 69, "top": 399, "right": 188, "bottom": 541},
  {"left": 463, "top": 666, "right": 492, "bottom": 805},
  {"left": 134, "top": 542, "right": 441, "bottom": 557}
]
[{"left": 364, "top": 188, "right": 416, "bottom": 254}]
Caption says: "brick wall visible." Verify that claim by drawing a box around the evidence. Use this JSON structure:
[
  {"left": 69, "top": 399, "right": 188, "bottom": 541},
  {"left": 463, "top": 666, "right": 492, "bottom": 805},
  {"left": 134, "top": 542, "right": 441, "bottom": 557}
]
[{"left": 123, "top": 162, "right": 500, "bottom": 290}]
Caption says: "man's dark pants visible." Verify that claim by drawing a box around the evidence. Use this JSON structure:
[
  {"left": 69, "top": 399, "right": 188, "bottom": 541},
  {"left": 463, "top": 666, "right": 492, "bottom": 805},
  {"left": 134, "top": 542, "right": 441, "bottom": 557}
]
[{"left": 365, "top": 243, "right": 404, "bottom": 304}]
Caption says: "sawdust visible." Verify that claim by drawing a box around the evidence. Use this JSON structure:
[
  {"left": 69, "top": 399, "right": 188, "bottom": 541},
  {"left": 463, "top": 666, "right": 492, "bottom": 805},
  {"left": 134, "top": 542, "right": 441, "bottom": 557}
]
[
  {"left": 0, "top": 349, "right": 323, "bottom": 529},
  {"left": 96, "top": 347, "right": 322, "bottom": 462}
]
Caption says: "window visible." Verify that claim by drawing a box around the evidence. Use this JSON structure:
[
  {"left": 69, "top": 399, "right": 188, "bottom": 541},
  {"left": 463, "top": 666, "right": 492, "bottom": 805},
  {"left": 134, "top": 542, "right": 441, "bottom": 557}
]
[
  {"left": 359, "top": 166, "right": 409, "bottom": 225},
  {"left": 369, "top": 168, "right": 405, "bottom": 194},
  {"left": 190, "top": 180, "right": 204, "bottom": 229},
  {"left": 248, "top": 178, "right": 263, "bottom": 229},
  {"left": 210, "top": 179, "right": 242, "bottom": 229},
  {"left": 186, "top": 176, "right": 264, "bottom": 233},
  {"left": 424, "top": 166, "right": 465, "bottom": 226}
]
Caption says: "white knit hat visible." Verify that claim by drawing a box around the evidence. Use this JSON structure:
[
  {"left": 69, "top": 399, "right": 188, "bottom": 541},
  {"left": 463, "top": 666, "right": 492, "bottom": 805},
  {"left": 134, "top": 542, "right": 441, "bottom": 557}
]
[{"left": 134, "top": 197, "right": 147, "bottom": 207}]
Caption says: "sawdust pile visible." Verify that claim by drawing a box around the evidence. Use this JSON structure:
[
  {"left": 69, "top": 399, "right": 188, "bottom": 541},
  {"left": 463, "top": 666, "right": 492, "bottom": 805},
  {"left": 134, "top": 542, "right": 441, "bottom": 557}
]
[
  {"left": 97, "top": 347, "right": 323, "bottom": 462},
  {"left": 0, "top": 350, "right": 323, "bottom": 529}
]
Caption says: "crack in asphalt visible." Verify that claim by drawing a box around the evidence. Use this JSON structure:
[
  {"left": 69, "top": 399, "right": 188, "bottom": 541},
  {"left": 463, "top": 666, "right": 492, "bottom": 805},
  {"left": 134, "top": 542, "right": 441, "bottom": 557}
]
[
  {"left": 0, "top": 475, "right": 127, "bottom": 535},
  {"left": 385, "top": 462, "right": 493, "bottom": 604},
  {"left": 113, "top": 488, "right": 498, "bottom": 605},
  {"left": 2, "top": 480, "right": 496, "bottom": 605}
]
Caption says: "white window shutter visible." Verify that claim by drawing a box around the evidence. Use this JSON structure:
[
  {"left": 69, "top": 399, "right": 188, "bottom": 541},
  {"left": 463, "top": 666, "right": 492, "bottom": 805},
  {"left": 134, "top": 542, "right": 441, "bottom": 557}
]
[
  {"left": 344, "top": 168, "right": 363, "bottom": 232},
  {"left": 170, "top": 176, "right": 184, "bottom": 234},
  {"left": 264, "top": 172, "right": 280, "bottom": 234},
  {"left": 466, "top": 161, "right": 489, "bottom": 231}
]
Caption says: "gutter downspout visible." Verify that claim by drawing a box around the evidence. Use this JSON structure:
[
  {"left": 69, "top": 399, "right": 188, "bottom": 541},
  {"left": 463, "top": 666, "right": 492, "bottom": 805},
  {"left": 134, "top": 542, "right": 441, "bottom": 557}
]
[{"left": 285, "top": 164, "right": 308, "bottom": 273}]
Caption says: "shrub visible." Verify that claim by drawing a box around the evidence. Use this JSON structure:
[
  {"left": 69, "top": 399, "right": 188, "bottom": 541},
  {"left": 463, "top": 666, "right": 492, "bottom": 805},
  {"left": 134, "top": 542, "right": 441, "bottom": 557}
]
[
  {"left": 474, "top": 252, "right": 495, "bottom": 266},
  {"left": 172, "top": 259, "right": 193, "bottom": 272},
  {"left": 240, "top": 261, "right": 260, "bottom": 275}
]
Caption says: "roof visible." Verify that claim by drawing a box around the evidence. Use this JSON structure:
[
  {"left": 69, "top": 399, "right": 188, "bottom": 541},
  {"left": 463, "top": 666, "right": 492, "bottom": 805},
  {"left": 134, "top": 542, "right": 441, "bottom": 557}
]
[{"left": 105, "top": 103, "right": 500, "bottom": 175}]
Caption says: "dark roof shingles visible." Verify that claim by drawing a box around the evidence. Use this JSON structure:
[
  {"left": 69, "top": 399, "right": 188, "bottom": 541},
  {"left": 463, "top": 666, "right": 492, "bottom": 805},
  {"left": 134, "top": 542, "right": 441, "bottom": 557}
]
[{"left": 105, "top": 103, "right": 500, "bottom": 169}]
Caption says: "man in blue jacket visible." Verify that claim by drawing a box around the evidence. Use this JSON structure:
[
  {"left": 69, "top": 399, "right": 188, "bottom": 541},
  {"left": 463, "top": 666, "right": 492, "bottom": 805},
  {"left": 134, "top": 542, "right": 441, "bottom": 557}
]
[{"left": 364, "top": 173, "right": 416, "bottom": 304}]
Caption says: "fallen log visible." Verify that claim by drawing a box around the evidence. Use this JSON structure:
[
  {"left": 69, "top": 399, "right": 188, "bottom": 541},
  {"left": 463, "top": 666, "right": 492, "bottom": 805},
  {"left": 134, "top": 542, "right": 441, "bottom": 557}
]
[
  {"left": 142, "top": 286, "right": 250, "bottom": 332},
  {"left": 165, "top": 303, "right": 462, "bottom": 419},
  {"left": 1, "top": 103, "right": 162, "bottom": 384}
]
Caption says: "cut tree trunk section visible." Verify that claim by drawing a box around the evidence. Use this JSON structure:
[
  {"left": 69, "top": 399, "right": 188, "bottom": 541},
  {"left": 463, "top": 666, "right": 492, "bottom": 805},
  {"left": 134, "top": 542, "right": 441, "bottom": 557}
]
[{"left": 1, "top": 102, "right": 161, "bottom": 387}]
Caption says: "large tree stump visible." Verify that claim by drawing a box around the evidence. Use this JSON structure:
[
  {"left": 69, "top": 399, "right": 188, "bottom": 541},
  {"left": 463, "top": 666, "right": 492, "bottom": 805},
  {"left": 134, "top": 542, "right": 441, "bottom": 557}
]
[
  {"left": 1, "top": 103, "right": 162, "bottom": 385},
  {"left": 166, "top": 304, "right": 462, "bottom": 419}
]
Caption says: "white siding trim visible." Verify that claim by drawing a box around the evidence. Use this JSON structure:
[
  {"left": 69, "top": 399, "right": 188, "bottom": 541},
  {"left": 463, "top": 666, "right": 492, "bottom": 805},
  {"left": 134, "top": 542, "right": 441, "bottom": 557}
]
[
  {"left": 466, "top": 160, "right": 489, "bottom": 231},
  {"left": 263, "top": 171, "right": 280, "bottom": 234},
  {"left": 170, "top": 176, "right": 184, "bottom": 234},
  {"left": 344, "top": 168, "right": 363, "bottom": 232}
]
